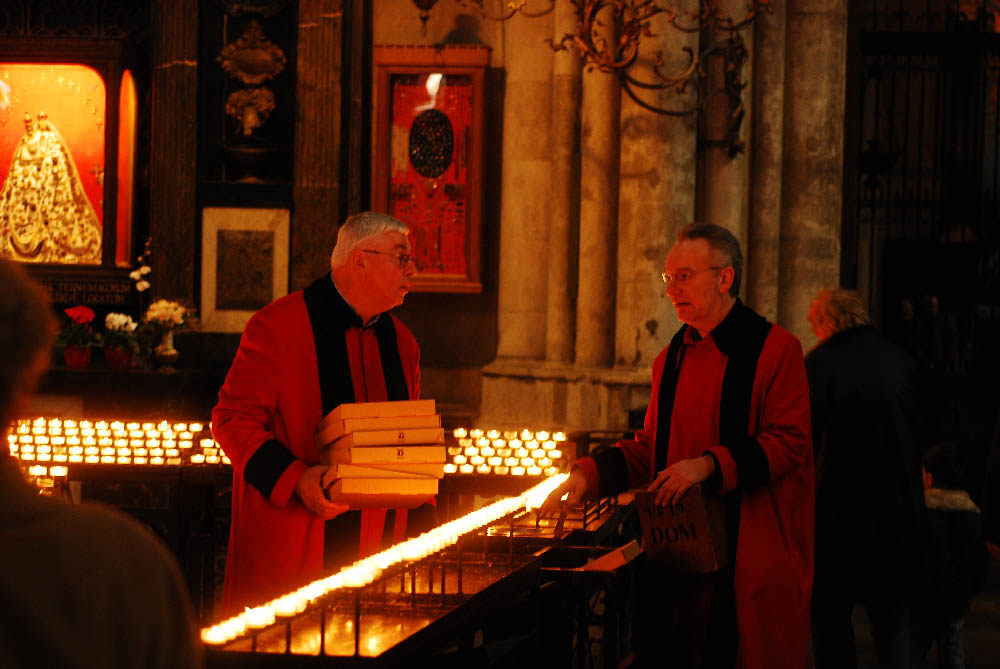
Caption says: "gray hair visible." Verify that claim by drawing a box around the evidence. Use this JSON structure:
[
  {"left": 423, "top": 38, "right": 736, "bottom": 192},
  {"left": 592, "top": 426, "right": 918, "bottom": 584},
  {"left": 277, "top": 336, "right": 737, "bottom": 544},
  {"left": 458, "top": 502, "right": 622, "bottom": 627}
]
[
  {"left": 808, "top": 289, "right": 871, "bottom": 336},
  {"left": 676, "top": 223, "right": 743, "bottom": 297},
  {"left": 331, "top": 212, "right": 409, "bottom": 266}
]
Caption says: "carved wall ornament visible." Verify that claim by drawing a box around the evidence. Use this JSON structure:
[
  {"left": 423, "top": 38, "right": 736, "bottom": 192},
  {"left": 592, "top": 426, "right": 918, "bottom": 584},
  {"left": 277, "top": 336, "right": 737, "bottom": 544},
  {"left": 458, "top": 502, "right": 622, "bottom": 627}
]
[
  {"left": 217, "top": 20, "right": 286, "bottom": 86},
  {"left": 225, "top": 87, "right": 275, "bottom": 136}
]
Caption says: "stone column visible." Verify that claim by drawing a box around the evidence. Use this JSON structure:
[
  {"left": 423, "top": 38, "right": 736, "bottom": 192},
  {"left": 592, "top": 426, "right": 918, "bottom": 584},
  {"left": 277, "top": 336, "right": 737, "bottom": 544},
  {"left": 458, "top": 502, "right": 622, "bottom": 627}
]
[
  {"left": 779, "top": 0, "right": 848, "bottom": 345},
  {"left": 700, "top": 0, "right": 752, "bottom": 255},
  {"left": 574, "top": 14, "right": 620, "bottom": 368},
  {"left": 545, "top": 1, "right": 581, "bottom": 364},
  {"left": 150, "top": 0, "right": 198, "bottom": 302},
  {"left": 615, "top": 4, "right": 699, "bottom": 368},
  {"left": 495, "top": 12, "right": 554, "bottom": 359},
  {"left": 746, "top": 2, "right": 786, "bottom": 322},
  {"left": 291, "top": 0, "right": 344, "bottom": 289}
]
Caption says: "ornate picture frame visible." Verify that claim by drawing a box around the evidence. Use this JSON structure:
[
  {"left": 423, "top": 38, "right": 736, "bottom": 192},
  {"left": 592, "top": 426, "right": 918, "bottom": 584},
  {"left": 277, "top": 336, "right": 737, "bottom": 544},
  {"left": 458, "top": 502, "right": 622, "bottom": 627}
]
[
  {"left": 200, "top": 207, "right": 289, "bottom": 333},
  {"left": 373, "top": 45, "right": 488, "bottom": 293}
]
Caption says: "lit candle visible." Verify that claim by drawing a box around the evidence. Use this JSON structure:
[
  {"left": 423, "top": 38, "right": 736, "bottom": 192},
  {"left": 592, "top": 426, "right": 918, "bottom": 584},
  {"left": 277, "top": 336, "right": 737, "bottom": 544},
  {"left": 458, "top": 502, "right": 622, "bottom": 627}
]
[
  {"left": 553, "top": 432, "right": 567, "bottom": 441},
  {"left": 536, "top": 431, "right": 550, "bottom": 441},
  {"left": 469, "top": 429, "right": 484, "bottom": 439},
  {"left": 443, "top": 463, "right": 457, "bottom": 474},
  {"left": 242, "top": 606, "right": 274, "bottom": 629},
  {"left": 452, "top": 427, "right": 468, "bottom": 439}
]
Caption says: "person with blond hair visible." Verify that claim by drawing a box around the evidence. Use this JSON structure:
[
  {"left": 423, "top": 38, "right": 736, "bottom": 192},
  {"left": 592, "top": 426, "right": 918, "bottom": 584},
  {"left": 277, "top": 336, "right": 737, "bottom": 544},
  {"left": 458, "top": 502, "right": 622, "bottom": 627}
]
[{"left": 806, "top": 288, "right": 926, "bottom": 669}]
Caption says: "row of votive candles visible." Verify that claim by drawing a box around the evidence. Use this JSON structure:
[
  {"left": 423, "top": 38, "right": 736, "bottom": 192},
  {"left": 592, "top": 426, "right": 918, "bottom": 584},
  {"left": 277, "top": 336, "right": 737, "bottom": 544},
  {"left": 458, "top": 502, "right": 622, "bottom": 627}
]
[
  {"left": 444, "top": 428, "right": 568, "bottom": 476},
  {"left": 6, "top": 418, "right": 230, "bottom": 466},
  {"left": 201, "top": 473, "right": 570, "bottom": 645}
]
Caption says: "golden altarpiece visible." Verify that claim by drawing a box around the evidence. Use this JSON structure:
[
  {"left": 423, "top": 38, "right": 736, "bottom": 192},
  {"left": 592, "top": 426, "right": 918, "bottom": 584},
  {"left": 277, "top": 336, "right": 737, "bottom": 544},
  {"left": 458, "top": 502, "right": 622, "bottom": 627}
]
[{"left": 0, "top": 38, "right": 141, "bottom": 306}]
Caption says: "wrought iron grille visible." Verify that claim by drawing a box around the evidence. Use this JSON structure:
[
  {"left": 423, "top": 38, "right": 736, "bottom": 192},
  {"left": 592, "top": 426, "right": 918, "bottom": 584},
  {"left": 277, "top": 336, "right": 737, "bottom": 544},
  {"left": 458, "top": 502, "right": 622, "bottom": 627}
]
[{"left": 846, "top": 0, "right": 1000, "bottom": 374}]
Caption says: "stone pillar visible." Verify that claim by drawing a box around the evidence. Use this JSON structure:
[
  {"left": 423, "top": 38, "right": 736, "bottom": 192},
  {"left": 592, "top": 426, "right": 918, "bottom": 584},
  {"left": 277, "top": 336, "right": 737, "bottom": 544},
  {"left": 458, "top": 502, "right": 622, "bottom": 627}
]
[
  {"left": 574, "top": 14, "right": 620, "bottom": 368},
  {"left": 150, "top": 0, "right": 198, "bottom": 302},
  {"left": 615, "top": 4, "right": 698, "bottom": 368},
  {"left": 700, "top": 0, "right": 752, "bottom": 254},
  {"left": 746, "top": 2, "right": 786, "bottom": 322},
  {"left": 291, "top": 1, "right": 344, "bottom": 289},
  {"left": 495, "top": 12, "right": 554, "bottom": 359},
  {"left": 545, "top": 1, "right": 581, "bottom": 364},
  {"left": 779, "top": 0, "right": 847, "bottom": 345}
]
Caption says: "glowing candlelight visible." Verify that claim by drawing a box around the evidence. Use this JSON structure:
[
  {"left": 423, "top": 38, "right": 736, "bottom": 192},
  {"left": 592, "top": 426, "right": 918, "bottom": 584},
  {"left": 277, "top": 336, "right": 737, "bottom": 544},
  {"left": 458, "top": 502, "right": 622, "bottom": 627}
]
[
  {"left": 242, "top": 605, "right": 274, "bottom": 629},
  {"left": 452, "top": 427, "right": 468, "bottom": 439},
  {"left": 443, "top": 463, "right": 457, "bottom": 474},
  {"left": 469, "top": 428, "right": 484, "bottom": 439}
]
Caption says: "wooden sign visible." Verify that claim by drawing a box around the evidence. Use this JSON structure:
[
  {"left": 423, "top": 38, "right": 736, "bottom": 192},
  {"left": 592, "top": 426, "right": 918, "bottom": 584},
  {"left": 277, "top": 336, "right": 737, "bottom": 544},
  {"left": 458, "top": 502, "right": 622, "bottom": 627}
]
[{"left": 634, "top": 485, "right": 728, "bottom": 574}]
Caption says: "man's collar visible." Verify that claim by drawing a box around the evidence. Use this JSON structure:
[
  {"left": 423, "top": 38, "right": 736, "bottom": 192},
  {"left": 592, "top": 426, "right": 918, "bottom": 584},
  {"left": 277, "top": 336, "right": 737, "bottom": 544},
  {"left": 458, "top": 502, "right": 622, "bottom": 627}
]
[
  {"left": 710, "top": 299, "right": 751, "bottom": 355},
  {"left": 328, "top": 274, "right": 380, "bottom": 329}
]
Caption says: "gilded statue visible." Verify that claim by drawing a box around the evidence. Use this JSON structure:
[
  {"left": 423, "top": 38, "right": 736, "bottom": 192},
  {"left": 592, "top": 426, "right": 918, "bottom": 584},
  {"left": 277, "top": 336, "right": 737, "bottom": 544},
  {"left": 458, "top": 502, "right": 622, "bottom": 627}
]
[{"left": 0, "top": 112, "right": 103, "bottom": 264}]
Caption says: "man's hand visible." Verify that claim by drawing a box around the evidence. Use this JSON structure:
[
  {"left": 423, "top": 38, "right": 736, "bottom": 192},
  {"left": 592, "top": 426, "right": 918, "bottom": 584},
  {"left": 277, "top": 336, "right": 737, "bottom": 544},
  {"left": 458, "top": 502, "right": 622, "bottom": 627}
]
[
  {"left": 648, "top": 455, "right": 715, "bottom": 507},
  {"left": 295, "top": 465, "right": 350, "bottom": 519},
  {"left": 539, "top": 468, "right": 589, "bottom": 518}
]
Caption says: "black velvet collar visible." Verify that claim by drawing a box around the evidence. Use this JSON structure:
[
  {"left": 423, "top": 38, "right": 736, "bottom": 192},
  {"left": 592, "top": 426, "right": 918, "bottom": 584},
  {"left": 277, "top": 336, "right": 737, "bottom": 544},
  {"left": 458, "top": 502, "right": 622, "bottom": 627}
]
[
  {"left": 305, "top": 274, "right": 365, "bottom": 335},
  {"left": 711, "top": 299, "right": 768, "bottom": 356}
]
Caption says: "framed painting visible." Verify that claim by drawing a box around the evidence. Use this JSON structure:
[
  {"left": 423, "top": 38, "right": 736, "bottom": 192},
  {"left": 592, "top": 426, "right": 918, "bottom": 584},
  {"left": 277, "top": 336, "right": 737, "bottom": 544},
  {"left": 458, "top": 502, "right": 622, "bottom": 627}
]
[
  {"left": 200, "top": 207, "right": 289, "bottom": 333},
  {"left": 373, "top": 45, "right": 488, "bottom": 293}
]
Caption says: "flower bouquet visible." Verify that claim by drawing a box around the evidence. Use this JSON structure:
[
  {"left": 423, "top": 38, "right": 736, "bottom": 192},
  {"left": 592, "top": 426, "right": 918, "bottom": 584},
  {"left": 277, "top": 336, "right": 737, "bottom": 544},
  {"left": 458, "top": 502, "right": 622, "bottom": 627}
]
[
  {"left": 141, "top": 299, "right": 196, "bottom": 367},
  {"left": 56, "top": 306, "right": 99, "bottom": 369},
  {"left": 101, "top": 312, "right": 139, "bottom": 370}
]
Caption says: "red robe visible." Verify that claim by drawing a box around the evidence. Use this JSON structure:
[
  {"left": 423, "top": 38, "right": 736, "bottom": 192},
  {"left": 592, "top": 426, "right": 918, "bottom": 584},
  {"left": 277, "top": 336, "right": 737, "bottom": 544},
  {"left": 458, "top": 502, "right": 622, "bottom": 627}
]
[
  {"left": 577, "top": 300, "right": 814, "bottom": 669},
  {"left": 212, "top": 275, "right": 421, "bottom": 614}
]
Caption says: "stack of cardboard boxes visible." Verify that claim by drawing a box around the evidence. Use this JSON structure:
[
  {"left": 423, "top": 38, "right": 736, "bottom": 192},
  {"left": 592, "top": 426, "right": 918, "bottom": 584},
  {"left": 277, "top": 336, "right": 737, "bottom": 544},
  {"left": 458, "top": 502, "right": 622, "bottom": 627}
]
[{"left": 316, "top": 399, "right": 445, "bottom": 507}]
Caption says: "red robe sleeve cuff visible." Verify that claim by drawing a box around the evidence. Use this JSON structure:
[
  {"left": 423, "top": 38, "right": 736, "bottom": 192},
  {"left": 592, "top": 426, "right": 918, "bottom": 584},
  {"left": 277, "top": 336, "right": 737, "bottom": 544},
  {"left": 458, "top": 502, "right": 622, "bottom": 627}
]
[{"left": 705, "top": 445, "right": 738, "bottom": 493}]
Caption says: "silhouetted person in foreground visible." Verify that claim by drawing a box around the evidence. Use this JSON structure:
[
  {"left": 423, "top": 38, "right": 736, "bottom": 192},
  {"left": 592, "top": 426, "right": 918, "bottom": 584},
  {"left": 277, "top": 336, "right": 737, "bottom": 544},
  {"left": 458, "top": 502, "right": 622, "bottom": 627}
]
[{"left": 0, "top": 261, "right": 201, "bottom": 668}]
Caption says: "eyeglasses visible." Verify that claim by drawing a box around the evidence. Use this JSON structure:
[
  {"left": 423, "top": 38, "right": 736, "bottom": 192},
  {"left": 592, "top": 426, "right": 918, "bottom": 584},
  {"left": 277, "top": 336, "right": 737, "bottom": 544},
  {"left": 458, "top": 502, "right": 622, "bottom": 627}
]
[
  {"left": 362, "top": 249, "right": 416, "bottom": 268},
  {"left": 661, "top": 266, "right": 724, "bottom": 286}
]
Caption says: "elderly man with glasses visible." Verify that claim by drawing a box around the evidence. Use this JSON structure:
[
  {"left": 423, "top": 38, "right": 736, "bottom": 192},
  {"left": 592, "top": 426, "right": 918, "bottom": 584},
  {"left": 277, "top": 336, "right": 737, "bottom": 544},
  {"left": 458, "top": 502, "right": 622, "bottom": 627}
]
[
  {"left": 544, "top": 223, "right": 814, "bottom": 669},
  {"left": 213, "top": 211, "right": 426, "bottom": 615}
]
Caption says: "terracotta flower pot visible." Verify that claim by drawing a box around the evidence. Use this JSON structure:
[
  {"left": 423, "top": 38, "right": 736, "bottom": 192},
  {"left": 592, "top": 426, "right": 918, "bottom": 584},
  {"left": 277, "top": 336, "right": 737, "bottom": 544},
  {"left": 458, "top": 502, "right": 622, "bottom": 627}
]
[
  {"left": 64, "top": 346, "right": 92, "bottom": 369},
  {"left": 103, "top": 345, "right": 133, "bottom": 371}
]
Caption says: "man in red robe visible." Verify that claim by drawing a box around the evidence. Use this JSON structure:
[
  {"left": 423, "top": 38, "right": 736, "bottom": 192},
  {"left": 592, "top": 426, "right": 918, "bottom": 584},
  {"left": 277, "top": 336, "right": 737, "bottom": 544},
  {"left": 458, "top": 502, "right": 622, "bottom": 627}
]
[
  {"left": 213, "top": 211, "right": 425, "bottom": 615},
  {"left": 544, "top": 223, "right": 814, "bottom": 668}
]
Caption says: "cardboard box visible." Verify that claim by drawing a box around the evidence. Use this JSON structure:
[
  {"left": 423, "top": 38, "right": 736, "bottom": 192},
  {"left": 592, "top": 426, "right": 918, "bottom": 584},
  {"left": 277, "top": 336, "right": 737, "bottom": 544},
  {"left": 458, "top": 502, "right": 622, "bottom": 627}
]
[
  {"left": 633, "top": 485, "right": 728, "bottom": 574},
  {"left": 323, "top": 427, "right": 445, "bottom": 450},
  {"left": 317, "top": 399, "right": 436, "bottom": 432},
  {"left": 334, "top": 463, "right": 444, "bottom": 479},
  {"left": 315, "top": 413, "right": 441, "bottom": 448},
  {"left": 341, "top": 444, "right": 446, "bottom": 465},
  {"left": 326, "top": 476, "right": 438, "bottom": 509}
]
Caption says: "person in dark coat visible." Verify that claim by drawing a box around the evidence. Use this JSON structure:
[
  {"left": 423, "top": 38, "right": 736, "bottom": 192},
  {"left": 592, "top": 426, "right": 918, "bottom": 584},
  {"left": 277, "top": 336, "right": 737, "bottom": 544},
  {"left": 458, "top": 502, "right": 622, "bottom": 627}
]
[
  {"left": 805, "top": 289, "right": 926, "bottom": 669},
  {"left": 911, "top": 443, "right": 991, "bottom": 669},
  {"left": 0, "top": 261, "right": 202, "bottom": 668}
]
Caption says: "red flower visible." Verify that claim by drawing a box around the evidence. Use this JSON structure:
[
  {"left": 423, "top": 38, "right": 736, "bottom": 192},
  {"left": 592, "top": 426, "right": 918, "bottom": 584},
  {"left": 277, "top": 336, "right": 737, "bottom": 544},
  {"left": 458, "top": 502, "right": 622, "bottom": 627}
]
[{"left": 65, "top": 306, "right": 95, "bottom": 325}]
